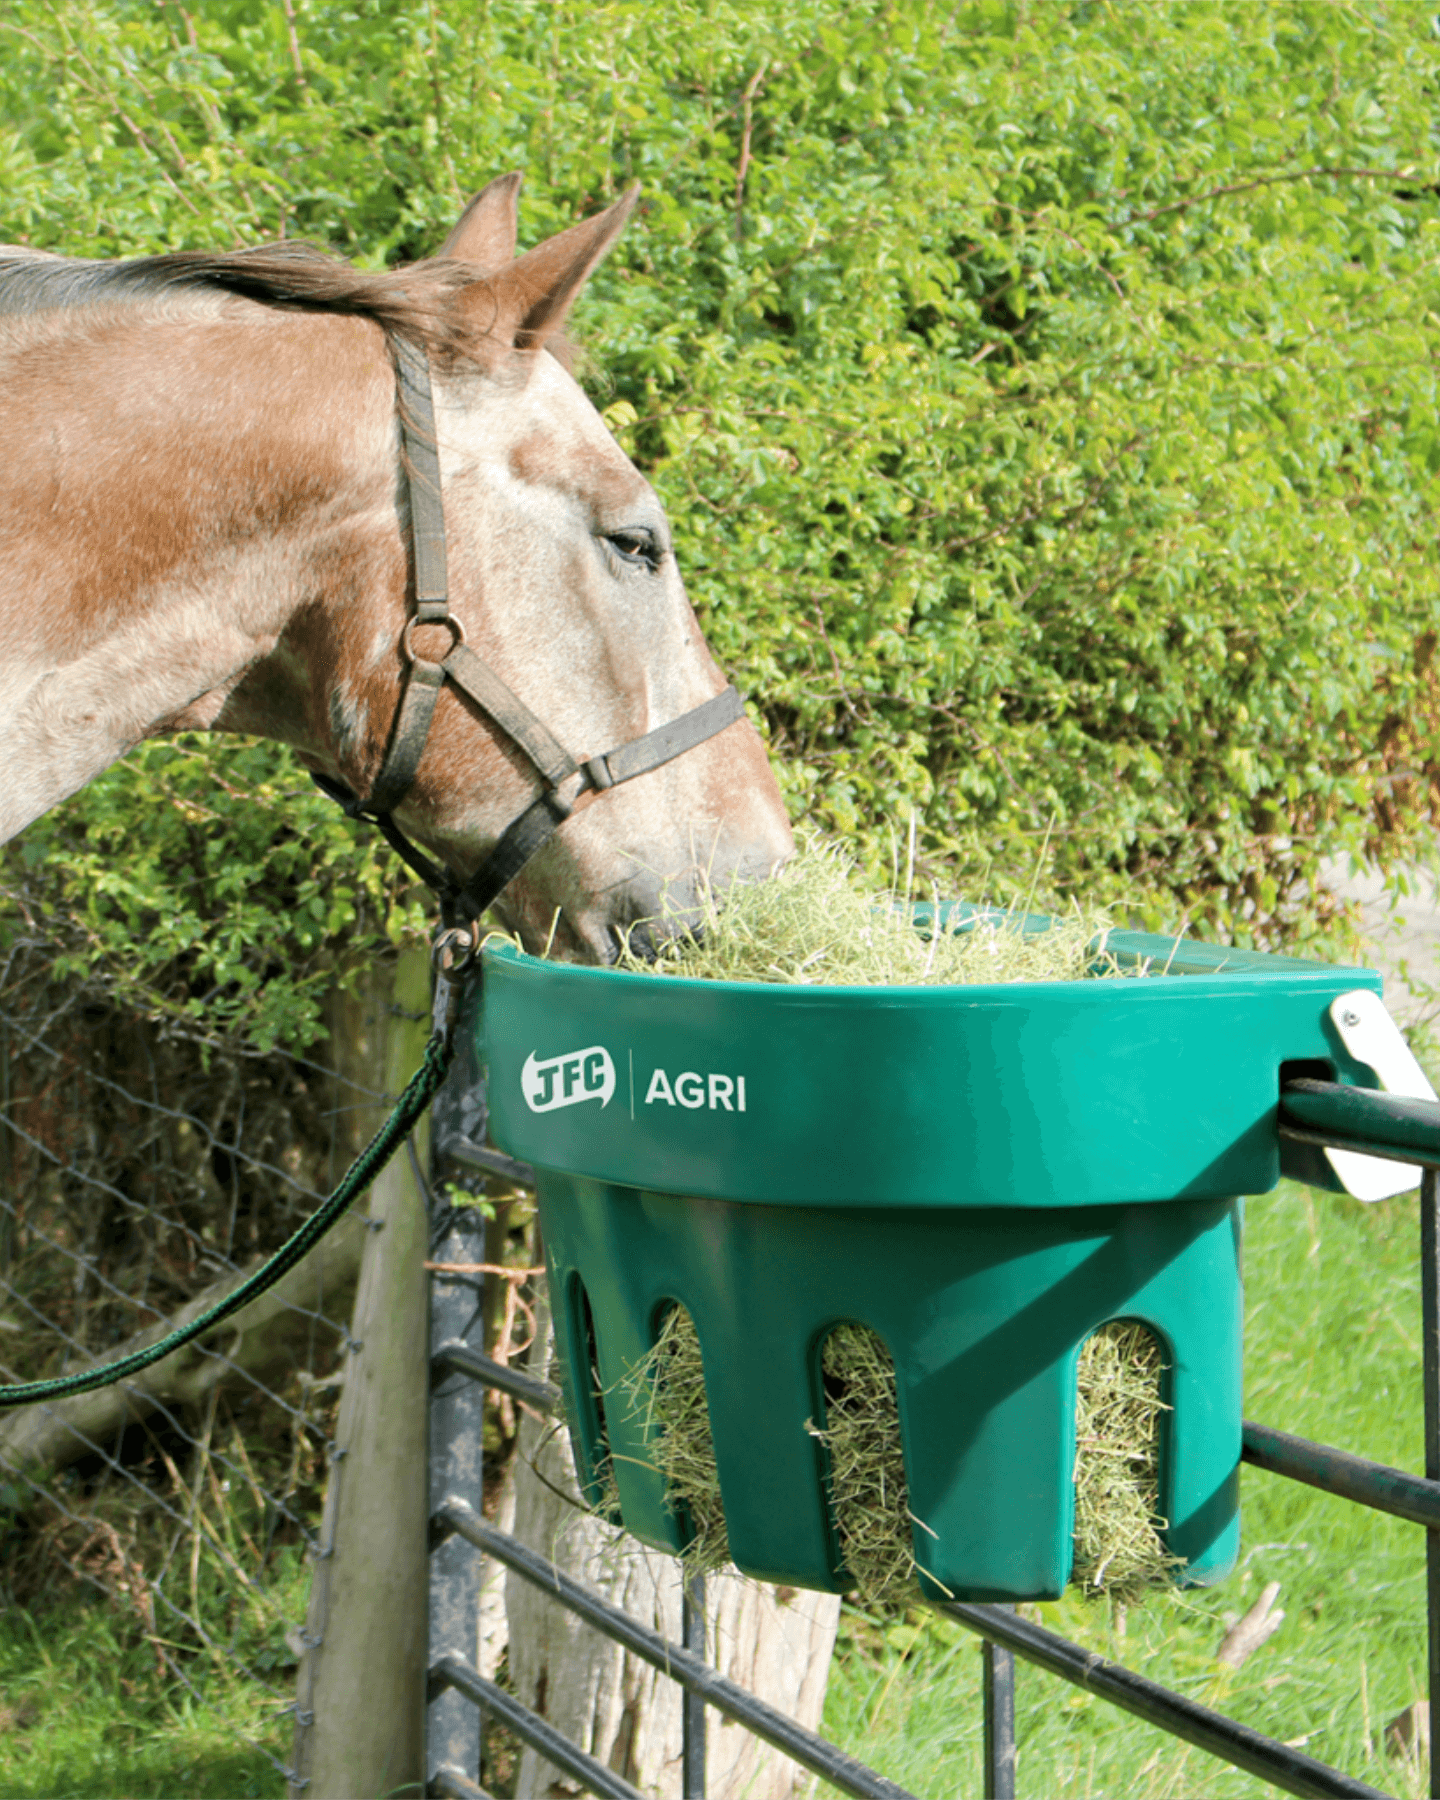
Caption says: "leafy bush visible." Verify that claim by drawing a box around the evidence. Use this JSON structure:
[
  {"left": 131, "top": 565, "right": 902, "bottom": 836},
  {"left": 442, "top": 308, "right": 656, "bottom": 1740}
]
[
  {"left": 6, "top": 0, "right": 1440, "bottom": 1014},
  {"left": 4, "top": 739, "right": 423, "bottom": 1049}
]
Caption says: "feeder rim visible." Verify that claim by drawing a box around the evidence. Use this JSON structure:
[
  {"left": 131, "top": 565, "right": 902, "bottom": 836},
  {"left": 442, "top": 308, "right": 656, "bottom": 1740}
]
[{"left": 480, "top": 935, "right": 1380, "bottom": 1001}]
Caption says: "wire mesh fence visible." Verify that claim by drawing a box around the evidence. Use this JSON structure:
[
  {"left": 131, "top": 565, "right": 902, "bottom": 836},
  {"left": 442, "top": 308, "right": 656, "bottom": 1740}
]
[{"left": 0, "top": 920, "right": 392, "bottom": 1787}]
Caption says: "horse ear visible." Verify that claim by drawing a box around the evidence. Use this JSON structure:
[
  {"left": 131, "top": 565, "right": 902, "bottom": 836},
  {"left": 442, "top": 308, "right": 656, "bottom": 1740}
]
[
  {"left": 439, "top": 172, "right": 524, "bottom": 269},
  {"left": 480, "top": 185, "right": 639, "bottom": 350}
]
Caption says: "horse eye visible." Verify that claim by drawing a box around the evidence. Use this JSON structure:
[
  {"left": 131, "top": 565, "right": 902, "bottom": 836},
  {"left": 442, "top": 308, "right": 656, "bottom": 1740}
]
[{"left": 604, "top": 527, "right": 662, "bottom": 571}]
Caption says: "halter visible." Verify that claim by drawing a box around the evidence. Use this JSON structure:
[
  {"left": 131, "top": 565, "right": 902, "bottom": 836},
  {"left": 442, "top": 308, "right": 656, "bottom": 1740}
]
[{"left": 312, "top": 339, "right": 746, "bottom": 933}]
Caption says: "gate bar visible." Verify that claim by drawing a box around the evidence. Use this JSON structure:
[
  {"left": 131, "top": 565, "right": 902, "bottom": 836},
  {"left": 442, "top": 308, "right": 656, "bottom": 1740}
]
[
  {"left": 427, "top": 1292, "right": 487, "bottom": 1794},
  {"left": 440, "top": 1135, "right": 537, "bottom": 1188},
  {"left": 1422, "top": 1166, "right": 1440, "bottom": 1800},
  {"left": 426, "top": 1039, "right": 494, "bottom": 1800},
  {"left": 943, "top": 1601, "right": 1390, "bottom": 1800},
  {"left": 432, "top": 1651, "right": 645, "bottom": 1800},
  {"left": 981, "top": 1605, "right": 1016, "bottom": 1800},
  {"left": 1278, "top": 1121, "right": 1440, "bottom": 1172},
  {"left": 681, "top": 1574, "right": 707, "bottom": 1799},
  {"left": 431, "top": 1345, "right": 713, "bottom": 1796},
  {"left": 435, "top": 1496, "right": 921, "bottom": 1800},
  {"left": 430, "top": 1763, "right": 494, "bottom": 1800},
  {"left": 432, "top": 1340, "right": 561, "bottom": 1413},
  {"left": 1242, "top": 1418, "right": 1440, "bottom": 1527},
  {"left": 1279, "top": 1080, "right": 1440, "bottom": 1165}
]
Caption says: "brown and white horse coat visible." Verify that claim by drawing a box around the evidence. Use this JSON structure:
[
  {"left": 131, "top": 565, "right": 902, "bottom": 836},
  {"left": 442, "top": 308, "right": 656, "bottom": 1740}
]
[{"left": 0, "top": 176, "right": 791, "bottom": 958}]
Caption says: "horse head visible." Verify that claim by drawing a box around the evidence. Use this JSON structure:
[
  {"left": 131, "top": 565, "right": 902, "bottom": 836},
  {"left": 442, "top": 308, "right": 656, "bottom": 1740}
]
[{"left": 0, "top": 177, "right": 792, "bottom": 961}]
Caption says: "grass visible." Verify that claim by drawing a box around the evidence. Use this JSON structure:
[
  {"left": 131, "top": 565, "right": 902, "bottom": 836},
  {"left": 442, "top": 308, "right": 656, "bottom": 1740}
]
[
  {"left": 817, "top": 1178, "right": 1431, "bottom": 1798},
  {"left": 0, "top": 1601, "right": 292, "bottom": 1798},
  {"left": 0, "top": 1546, "right": 306, "bottom": 1798}
]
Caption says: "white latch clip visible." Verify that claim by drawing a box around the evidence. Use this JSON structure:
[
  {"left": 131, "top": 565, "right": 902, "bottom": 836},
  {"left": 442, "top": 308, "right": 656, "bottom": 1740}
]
[{"left": 1325, "top": 989, "right": 1437, "bottom": 1201}]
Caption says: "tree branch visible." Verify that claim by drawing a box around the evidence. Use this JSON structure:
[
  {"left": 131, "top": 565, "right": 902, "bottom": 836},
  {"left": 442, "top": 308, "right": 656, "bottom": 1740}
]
[
  {"left": 1114, "top": 165, "right": 1422, "bottom": 228},
  {"left": 0, "top": 1213, "right": 369, "bottom": 1477}
]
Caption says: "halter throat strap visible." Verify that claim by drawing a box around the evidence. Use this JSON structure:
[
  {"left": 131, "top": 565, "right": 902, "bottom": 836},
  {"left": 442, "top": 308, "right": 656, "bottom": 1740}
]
[{"left": 312, "top": 341, "right": 747, "bottom": 926}]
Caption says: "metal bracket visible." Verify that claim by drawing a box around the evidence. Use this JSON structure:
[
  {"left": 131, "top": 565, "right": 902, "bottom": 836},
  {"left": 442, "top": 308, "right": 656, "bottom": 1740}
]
[{"left": 1326, "top": 989, "right": 1438, "bottom": 1201}]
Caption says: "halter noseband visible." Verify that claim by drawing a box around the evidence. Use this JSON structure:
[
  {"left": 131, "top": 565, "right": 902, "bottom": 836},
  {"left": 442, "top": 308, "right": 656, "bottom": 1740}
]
[{"left": 312, "top": 339, "right": 746, "bottom": 930}]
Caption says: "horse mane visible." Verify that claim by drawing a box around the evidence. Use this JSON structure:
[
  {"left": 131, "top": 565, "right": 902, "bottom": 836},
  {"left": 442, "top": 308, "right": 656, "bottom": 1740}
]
[{"left": 0, "top": 241, "right": 483, "bottom": 360}]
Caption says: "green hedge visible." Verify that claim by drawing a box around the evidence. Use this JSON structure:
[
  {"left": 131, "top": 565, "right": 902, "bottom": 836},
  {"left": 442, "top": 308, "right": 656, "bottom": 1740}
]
[{"left": 5, "top": 0, "right": 1440, "bottom": 1040}]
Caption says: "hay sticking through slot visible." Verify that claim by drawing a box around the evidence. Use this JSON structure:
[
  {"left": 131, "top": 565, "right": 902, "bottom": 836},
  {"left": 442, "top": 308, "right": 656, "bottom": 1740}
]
[
  {"left": 616, "top": 835, "right": 1138, "bottom": 988},
  {"left": 807, "top": 1323, "right": 923, "bottom": 1607},
  {"left": 605, "top": 1309, "right": 1179, "bottom": 1606},
  {"left": 1071, "top": 1321, "right": 1182, "bottom": 1604},
  {"left": 619, "top": 1304, "right": 731, "bottom": 1576}
]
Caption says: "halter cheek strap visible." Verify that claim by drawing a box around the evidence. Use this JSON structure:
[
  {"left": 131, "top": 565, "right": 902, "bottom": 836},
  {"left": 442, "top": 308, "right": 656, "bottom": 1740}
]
[{"left": 311, "top": 339, "right": 747, "bottom": 927}]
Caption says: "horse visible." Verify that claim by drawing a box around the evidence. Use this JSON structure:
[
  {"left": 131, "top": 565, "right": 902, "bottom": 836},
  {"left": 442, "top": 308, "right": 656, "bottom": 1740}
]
[{"left": 0, "top": 173, "right": 792, "bottom": 960}]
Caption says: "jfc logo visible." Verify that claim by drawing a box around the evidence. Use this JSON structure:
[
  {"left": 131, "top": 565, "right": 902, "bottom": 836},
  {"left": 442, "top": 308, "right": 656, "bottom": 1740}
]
[{"left": 521, "top": 1045, "right": 615, "bottom": 1113}]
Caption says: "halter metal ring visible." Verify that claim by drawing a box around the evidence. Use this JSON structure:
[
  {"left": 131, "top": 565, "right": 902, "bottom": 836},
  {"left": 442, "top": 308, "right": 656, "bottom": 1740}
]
[
  {"left": 431, "top": 922, "right": 480, "bottom": 976},
  {"left": 401, "top": 614, "right": 466, "bottom": 665}
]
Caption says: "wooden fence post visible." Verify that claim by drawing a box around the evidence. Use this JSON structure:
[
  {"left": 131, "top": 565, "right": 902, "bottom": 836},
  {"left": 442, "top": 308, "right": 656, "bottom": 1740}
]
[{"left": 290, "top": 947, "right": 432, "bottom": 1800}]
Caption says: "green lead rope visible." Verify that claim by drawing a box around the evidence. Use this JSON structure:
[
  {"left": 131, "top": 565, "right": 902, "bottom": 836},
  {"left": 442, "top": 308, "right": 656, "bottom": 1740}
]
[{"left": 0, "top": 1025, "right": 457, "bottom": 1410}]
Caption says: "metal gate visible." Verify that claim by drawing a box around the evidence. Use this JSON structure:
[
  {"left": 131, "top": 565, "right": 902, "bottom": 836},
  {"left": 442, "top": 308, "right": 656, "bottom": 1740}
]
[{"left": 421, "top": 1071, "right": 1440, "bottom": 1800}]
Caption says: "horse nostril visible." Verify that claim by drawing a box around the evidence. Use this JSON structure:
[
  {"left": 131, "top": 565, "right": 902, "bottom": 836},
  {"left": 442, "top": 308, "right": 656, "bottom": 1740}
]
[
  {"left": 620, "top": 919, "right": 659, "bottom": 964},
  {"left": 638, "top": 904, "right": 714, "bottom": 962}
]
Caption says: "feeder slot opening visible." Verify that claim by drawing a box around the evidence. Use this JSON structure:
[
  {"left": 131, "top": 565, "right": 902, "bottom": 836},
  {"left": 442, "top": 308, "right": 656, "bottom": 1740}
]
[
  {"left": 634, "top": 1302, "right": 730, "bottom": 1571},
  {"left": 1072, "top": 1319, "right": 1182, "bottom": 1604},
  {"left": 810, "top": 1322, "right": 920, "bottom": 1607},
  {"left": 1280, "top": 1057, "right": 1336, "bottom": 1089},
  {"left": 564, "top": 1274, "right": 618, "bottom": 1516}
]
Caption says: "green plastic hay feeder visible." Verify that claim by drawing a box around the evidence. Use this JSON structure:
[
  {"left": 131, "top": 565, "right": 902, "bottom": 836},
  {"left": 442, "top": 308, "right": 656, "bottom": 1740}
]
[{"left": 478, "top": 919, "right": 1383, "bottom": 1602}]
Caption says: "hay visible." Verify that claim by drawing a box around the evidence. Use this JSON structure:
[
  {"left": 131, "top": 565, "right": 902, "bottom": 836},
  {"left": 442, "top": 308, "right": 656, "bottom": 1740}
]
[
  {"left": 617, "top": 835, "right": 1133, "bottom": 988},
  {"left": 604, "top": 1308, "right": 1177, "bottom": 1607},
  {"left": 1071, "top": 1320, "right": 1182, "bottom": 1604}
]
